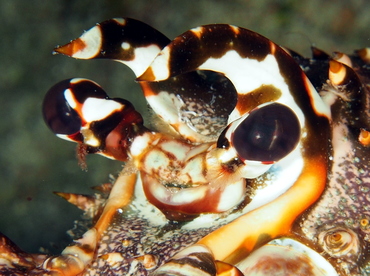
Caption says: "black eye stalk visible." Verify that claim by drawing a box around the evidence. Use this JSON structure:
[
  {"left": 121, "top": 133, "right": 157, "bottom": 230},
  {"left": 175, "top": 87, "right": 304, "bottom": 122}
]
[
  {"left": 217, "top": 102, "right": 301, "bottom": 164},
  {"left": 42, "top": 78, "right": 145, "bottom": 164},
  {"left": 42, "top": 79, "right": 89, "bottom": 138}
]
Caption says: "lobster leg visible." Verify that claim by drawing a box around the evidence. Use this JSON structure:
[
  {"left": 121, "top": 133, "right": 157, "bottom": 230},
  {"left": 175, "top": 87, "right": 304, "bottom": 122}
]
[{"left": 42, "top": 172, "right": 137, "bottom": 275}]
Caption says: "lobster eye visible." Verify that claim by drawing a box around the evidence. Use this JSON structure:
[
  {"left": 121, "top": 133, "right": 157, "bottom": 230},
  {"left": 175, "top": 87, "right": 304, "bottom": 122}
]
[
  {"left": 43, "top": 79, "right": 81, "bottom": 135},
  {"left": 42, "top": 78, "right": 108, "bottom": 135},
  {"left": 232, "top": 103, "right": 300, "bottom": 162}
]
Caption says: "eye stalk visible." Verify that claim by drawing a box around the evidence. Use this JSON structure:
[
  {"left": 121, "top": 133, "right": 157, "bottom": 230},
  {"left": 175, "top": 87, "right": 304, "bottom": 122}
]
[
  {"left": 218, "top": 102, "right": 300, "bottom": 163},
  {"left": 42, "top": 79, "right": 90, "bottom": 140},
  {"left": 207, "top": 103, "right": 301, "bottom": 183},
  {"left": 231, "top": 103, "right": 301, "bottom": 163},
  {"left": 42, "top": 78, "right": 145, "bottom": 161}
]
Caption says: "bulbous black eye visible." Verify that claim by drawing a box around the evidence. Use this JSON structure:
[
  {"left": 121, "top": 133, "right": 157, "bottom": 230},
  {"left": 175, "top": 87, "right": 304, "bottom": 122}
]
[
  {"left": 42, "top": 79, "right": 82, "bottom": 135},
  {"left": 42, "top": 78, "right": 109, "bottom": 135},
  {"left": 232, "top": 103, "right": 300, "bottom": 162}
]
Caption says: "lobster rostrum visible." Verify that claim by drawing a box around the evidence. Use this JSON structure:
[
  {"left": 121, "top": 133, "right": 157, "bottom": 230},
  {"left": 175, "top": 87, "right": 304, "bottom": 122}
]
[{"left": 0, "top": 18, "right": 369, "bottom": 275}]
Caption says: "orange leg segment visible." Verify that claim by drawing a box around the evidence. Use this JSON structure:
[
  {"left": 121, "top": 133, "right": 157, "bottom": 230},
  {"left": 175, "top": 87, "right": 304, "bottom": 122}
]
[
  {"left": 197, "top": 156, "right": 327, "bottom": 265},
  {"left": 43, "top": 172, "right": 137, "bottom": 276}
]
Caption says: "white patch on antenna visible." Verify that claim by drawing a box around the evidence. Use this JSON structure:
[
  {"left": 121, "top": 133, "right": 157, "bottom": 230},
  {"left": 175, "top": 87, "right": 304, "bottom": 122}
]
[
  {"left": 72, "top": 26, "right": 102, "bottom": 59},
  {"left": 118, "top": 44, "right": 163, "bottom": 77},
  {"left": 82, "top": 98, "right": 122, "bottom": 122}
]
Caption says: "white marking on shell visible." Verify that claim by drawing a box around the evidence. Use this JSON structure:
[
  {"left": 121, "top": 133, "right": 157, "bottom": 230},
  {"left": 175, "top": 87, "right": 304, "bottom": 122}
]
[
  {"left": 217, "top": 145, "right": 239, "bottom": 164},
  {"left": 160, "top": 140, "right": 187, "bottom": 160},
  {"left": 190, "top": 27, "right": 204, "bottom": 38},
  {"left": 303, "top": 77, "right": 331, "bottom": 119},
  {"left": 144, "top": 149, "right": 169, "bottom": 171},
  {"left": 64, "top": 88, "right": 77, "bottom": 109},
  {"left": 82, "top": 98, "right": 122, "bottom": 122},
  {"left": 320, "top": 83, "right": 339, "bottom": 107},
  {"left": 141, "top": 139, "right": 211, "bottom": 185},
  {"left": 70, "top": 77, "right": 92, "bottom": 85},
  {"left": 117, "top": 45, "right": 163, "bottom": 77},
  {"left": 121, "top": 42, "right": 131, "bottom": 50},
  {"left": 81, "top": 128, "right": 100, "bottom": 147},
  {"left": 130, "top": 133, "right": 153, "bottom": 158},
  {"left": 112, "top": 18, "right": 126, "bottom": 25},
  {"left": 146, "top": 91, "right": 182, "bottom": 123},
  {"left": 202, "top": 52, "right": 283, "bottom": 95},
  {"left": 144, "top": 46, "right": 171, "bottom": 80},
  {"left": 71, "top": 25, "right": 102, "bottom": 59},
  {"left": 56, "top": 133, "right": 74, "bottom": 142},
  {"left": 239, "top": 160, "right": 273, "bottom": 179},
  {"left": 217, "top": 179, "right": 245, "bottom": 211},
  {"left": 229, "top": 25, "right": 240, "bottom": 35},
  {"left": 171, "top": 186, "right": 207, "bottom": 204},
  {"left": 182, "top": 156, "right": 207, "bottom": 184},
  {"left": 149, "top": 179, "right": 207, "bottom": 205}
]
